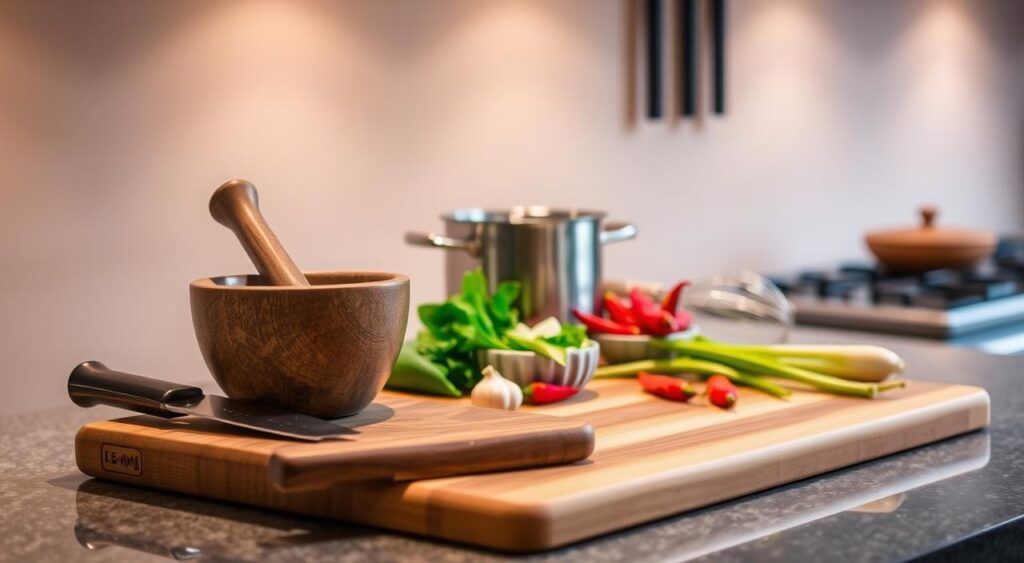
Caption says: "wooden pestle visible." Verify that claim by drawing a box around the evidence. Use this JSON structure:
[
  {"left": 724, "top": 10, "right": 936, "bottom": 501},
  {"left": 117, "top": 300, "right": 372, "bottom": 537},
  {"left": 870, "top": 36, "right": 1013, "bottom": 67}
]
[{"left": 209, "top": 179, "right": 310, "bottom": 286}]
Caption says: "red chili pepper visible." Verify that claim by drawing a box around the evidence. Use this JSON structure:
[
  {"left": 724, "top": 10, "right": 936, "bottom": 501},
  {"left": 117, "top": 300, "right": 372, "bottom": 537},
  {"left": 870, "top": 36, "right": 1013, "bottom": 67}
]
[
  {"left": 640, "top": 309, "right": 680, "bottom": 336},
  {"left": 628, "top": 288, "right": 659, "bottom": 316},
  {"left": 522, "top": 382, "right": 579, "bottom": 405},
  {"left": 660, "top": 281, "right": 690, "bottom": 314},
  {"left": 638, "top": 372, "right": 696, "bottom": 402},
  {"left": 706, "top": 374, "right": 738, "bottom": 409},
  {"left": 675, "top": 309, "right": 693, "bottom": 331},
  {"left": 628, "top": 289, "right": 680, "bottom": 336},
  {"left": 603, "top": 293, "right": 639, "bottom": 327},
  {"left": 573, "top": 308, "right": 641, "bottom": 335}
]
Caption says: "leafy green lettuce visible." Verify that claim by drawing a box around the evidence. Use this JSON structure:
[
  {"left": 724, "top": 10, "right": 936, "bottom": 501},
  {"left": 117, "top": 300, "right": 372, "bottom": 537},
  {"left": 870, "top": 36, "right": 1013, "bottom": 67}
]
[{"left": 394, "top": 268, "right": 588, "bottom": 394}]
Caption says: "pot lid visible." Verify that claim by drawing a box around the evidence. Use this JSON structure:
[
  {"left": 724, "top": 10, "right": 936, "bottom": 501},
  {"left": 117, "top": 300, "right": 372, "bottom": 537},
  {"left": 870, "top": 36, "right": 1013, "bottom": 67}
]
[{"left": 865, "top": 207, "right": 996, "bottom": 250}]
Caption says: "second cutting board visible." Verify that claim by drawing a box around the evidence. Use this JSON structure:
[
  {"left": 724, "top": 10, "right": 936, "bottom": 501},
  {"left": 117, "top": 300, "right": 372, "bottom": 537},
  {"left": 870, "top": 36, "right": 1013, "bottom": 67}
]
[{"left": 77, "top": 394, "right": 593, "bottom": 491}]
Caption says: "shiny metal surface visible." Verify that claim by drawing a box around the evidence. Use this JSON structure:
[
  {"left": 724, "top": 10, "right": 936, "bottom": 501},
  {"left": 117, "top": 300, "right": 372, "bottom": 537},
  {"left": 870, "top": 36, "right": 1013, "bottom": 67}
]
[
  {"left": 790, "top": 291, "right": 1024, "bottom": 341},
  {"left": 165, "top": 395, "right": 353, "bottom": 441},
  {"left": 406, "top": 206, "right": 636, "bottom": 323},
  {"left": 681, "top": 272, "right": 795, "bottom": 344}
]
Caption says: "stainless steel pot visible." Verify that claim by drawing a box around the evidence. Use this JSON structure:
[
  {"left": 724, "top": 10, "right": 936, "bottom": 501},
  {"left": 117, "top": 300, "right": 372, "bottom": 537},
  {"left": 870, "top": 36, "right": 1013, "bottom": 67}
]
[{"left": 405, "top": 207, "right": 636, "bottom": 324}]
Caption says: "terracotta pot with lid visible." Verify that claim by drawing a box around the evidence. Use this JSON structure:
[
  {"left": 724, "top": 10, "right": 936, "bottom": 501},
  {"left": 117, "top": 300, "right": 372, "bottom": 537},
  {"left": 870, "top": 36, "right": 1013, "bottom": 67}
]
[{"left": 865, "top": 207, "right": 997, "bottom": 272}]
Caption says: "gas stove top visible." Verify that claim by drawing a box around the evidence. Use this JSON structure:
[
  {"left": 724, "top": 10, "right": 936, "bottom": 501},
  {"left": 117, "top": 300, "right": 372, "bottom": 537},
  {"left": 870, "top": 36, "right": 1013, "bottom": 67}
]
[{"left": 767, "top": 237, "right": 1024, "bottom": 339}]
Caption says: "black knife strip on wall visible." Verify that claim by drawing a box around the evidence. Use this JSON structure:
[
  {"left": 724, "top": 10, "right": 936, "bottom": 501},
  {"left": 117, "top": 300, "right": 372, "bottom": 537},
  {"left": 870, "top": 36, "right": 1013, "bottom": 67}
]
[{"left": 640, "top": 0, "right": 725, "bottom": 121}]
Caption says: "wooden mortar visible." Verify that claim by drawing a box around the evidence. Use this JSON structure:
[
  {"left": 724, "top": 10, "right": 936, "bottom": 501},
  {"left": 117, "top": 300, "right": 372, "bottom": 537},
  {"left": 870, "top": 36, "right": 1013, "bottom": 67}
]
[{"left": 191, "top": 180, "right": 410, "bottom": 418}]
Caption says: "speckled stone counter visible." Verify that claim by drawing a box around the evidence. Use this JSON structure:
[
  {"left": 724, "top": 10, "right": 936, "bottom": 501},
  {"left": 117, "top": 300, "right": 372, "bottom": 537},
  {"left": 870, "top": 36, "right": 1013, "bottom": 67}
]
[{"left": 2, "top": 328, "right": 1023, "bottom": 562}]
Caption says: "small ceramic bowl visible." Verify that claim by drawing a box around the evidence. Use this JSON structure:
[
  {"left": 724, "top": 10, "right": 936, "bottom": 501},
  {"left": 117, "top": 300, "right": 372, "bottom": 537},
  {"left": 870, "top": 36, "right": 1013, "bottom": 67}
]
[
  {"left": 478, "top": 341, "right": 600, "bottom": 389},
  {"left": 592, "top": 326, "right": 700, "bottom": 365}
]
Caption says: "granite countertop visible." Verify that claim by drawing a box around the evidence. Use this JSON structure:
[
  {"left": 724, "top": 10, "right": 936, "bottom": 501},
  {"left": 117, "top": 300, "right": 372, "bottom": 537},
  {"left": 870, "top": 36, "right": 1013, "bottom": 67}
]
[{"left": 2, "top": 327, "right": 1023, "bottom": 562}]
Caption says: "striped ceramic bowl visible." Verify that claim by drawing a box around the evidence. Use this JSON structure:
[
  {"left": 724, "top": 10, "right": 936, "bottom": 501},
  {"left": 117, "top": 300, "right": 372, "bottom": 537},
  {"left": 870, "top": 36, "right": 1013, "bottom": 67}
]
[
  {"left": 592, "top": 326, "right": 700, "bottom": 365},
  {"left": 478, "top": 341, "right": 600, "bottom": 389}
]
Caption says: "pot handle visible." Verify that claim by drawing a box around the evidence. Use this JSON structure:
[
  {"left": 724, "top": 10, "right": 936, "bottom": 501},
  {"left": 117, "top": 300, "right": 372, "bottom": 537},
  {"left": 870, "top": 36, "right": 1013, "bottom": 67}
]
[
  {"left": 600, "top": 221, "right": 638, "bottom": 245},
  {"left": 405, "top": 232, "right": 479, "bottom": 255}
]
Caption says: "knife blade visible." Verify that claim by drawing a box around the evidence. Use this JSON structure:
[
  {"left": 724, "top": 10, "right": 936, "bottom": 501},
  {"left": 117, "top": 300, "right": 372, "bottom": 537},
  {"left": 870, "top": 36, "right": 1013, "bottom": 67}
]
[{"left": 68, "top": 361, "right": 353, "bottom": 441}]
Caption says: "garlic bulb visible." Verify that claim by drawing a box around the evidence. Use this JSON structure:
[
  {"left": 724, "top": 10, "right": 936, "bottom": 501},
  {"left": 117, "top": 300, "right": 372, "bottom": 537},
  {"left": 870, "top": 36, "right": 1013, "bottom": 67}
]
[{"left": 471, "top": 365, "right": 523, "bottom": 411}]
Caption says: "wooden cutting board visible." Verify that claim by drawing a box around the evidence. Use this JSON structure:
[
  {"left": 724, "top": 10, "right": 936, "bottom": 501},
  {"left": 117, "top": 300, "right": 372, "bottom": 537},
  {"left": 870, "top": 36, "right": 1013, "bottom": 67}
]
[
  {"left": 75, "top": 395, "right": 594, "bottom": 490},
  {"left": 75, "top": 378, "right": 989, "bottom": 552}
]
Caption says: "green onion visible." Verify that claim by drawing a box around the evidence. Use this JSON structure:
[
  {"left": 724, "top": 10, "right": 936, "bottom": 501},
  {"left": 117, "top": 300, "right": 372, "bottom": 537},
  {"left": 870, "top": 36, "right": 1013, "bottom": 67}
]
[
  {"left": 650, "top": 340, "right": 905, "bottom": 398},
  {"left": 705, "top": 343, "right": 905, "bottom": 382}
]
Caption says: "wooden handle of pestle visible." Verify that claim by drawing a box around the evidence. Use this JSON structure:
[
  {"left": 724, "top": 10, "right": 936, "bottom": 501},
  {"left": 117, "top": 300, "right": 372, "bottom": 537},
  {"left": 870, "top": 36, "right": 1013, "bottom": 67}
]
[{"left": 209, "top": 179, "right": 310, "bottom": 286}]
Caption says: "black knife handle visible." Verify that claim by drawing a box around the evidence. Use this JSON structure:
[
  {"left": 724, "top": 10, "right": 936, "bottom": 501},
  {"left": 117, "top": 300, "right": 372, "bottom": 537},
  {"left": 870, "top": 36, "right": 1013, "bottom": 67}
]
[
  {"left": 711, "top": 0, "right": 727, "bottom": 115},
  {"left": 68, "top": 361, "right": 204, "bottom": 417},
  {"left": 646, "top": 0, "right": 663, "bottom": 119},
  {"left": 679, "top": 0, "right": 697, "bottom": 117}
]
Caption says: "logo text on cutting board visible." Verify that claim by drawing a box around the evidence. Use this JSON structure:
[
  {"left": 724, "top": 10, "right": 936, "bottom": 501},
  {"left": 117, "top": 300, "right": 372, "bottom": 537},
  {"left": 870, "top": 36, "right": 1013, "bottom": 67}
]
[{"left": 101, "top": 444, "right": 142, "bottom": 476}]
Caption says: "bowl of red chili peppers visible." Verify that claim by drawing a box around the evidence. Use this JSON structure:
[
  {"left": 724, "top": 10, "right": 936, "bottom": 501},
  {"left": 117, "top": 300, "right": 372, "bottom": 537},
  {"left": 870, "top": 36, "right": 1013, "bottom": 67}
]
[{"left": 574, "top": 281, "right": 698, "bottom": 365}]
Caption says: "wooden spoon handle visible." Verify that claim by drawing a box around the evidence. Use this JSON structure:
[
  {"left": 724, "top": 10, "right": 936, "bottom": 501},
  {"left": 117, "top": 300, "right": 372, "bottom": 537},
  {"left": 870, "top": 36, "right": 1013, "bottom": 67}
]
[{"left": 209, "top": 179, "right": 310, "bottom": 286}]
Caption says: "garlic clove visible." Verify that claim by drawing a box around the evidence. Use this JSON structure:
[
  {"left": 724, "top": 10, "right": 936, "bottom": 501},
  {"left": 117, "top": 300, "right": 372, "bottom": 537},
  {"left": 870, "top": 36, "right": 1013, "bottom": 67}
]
[{"left": 471, "top": 365, "right": 523, "bottom": 411}]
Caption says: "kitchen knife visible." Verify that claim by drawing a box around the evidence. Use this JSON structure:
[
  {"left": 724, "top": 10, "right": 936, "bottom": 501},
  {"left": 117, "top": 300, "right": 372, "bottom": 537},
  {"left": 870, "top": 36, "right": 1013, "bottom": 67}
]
[
  {"left": 679, "top": 0, "right": 697, "bottom": 117},
  {"left": 646, "top": 0, "right": 663, "bottom": 119},
  {"left": 710, "top": 0, "right": 726, "bottom": 115},
  {"left": 68, "top": 361, "right": 353, "bottom": 441}
]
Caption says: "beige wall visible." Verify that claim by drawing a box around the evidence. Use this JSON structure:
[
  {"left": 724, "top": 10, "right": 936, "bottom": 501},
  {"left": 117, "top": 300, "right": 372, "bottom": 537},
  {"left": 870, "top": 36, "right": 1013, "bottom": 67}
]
[{"left": 1, "top": 0, "right": 1021, "bottom": 414}]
